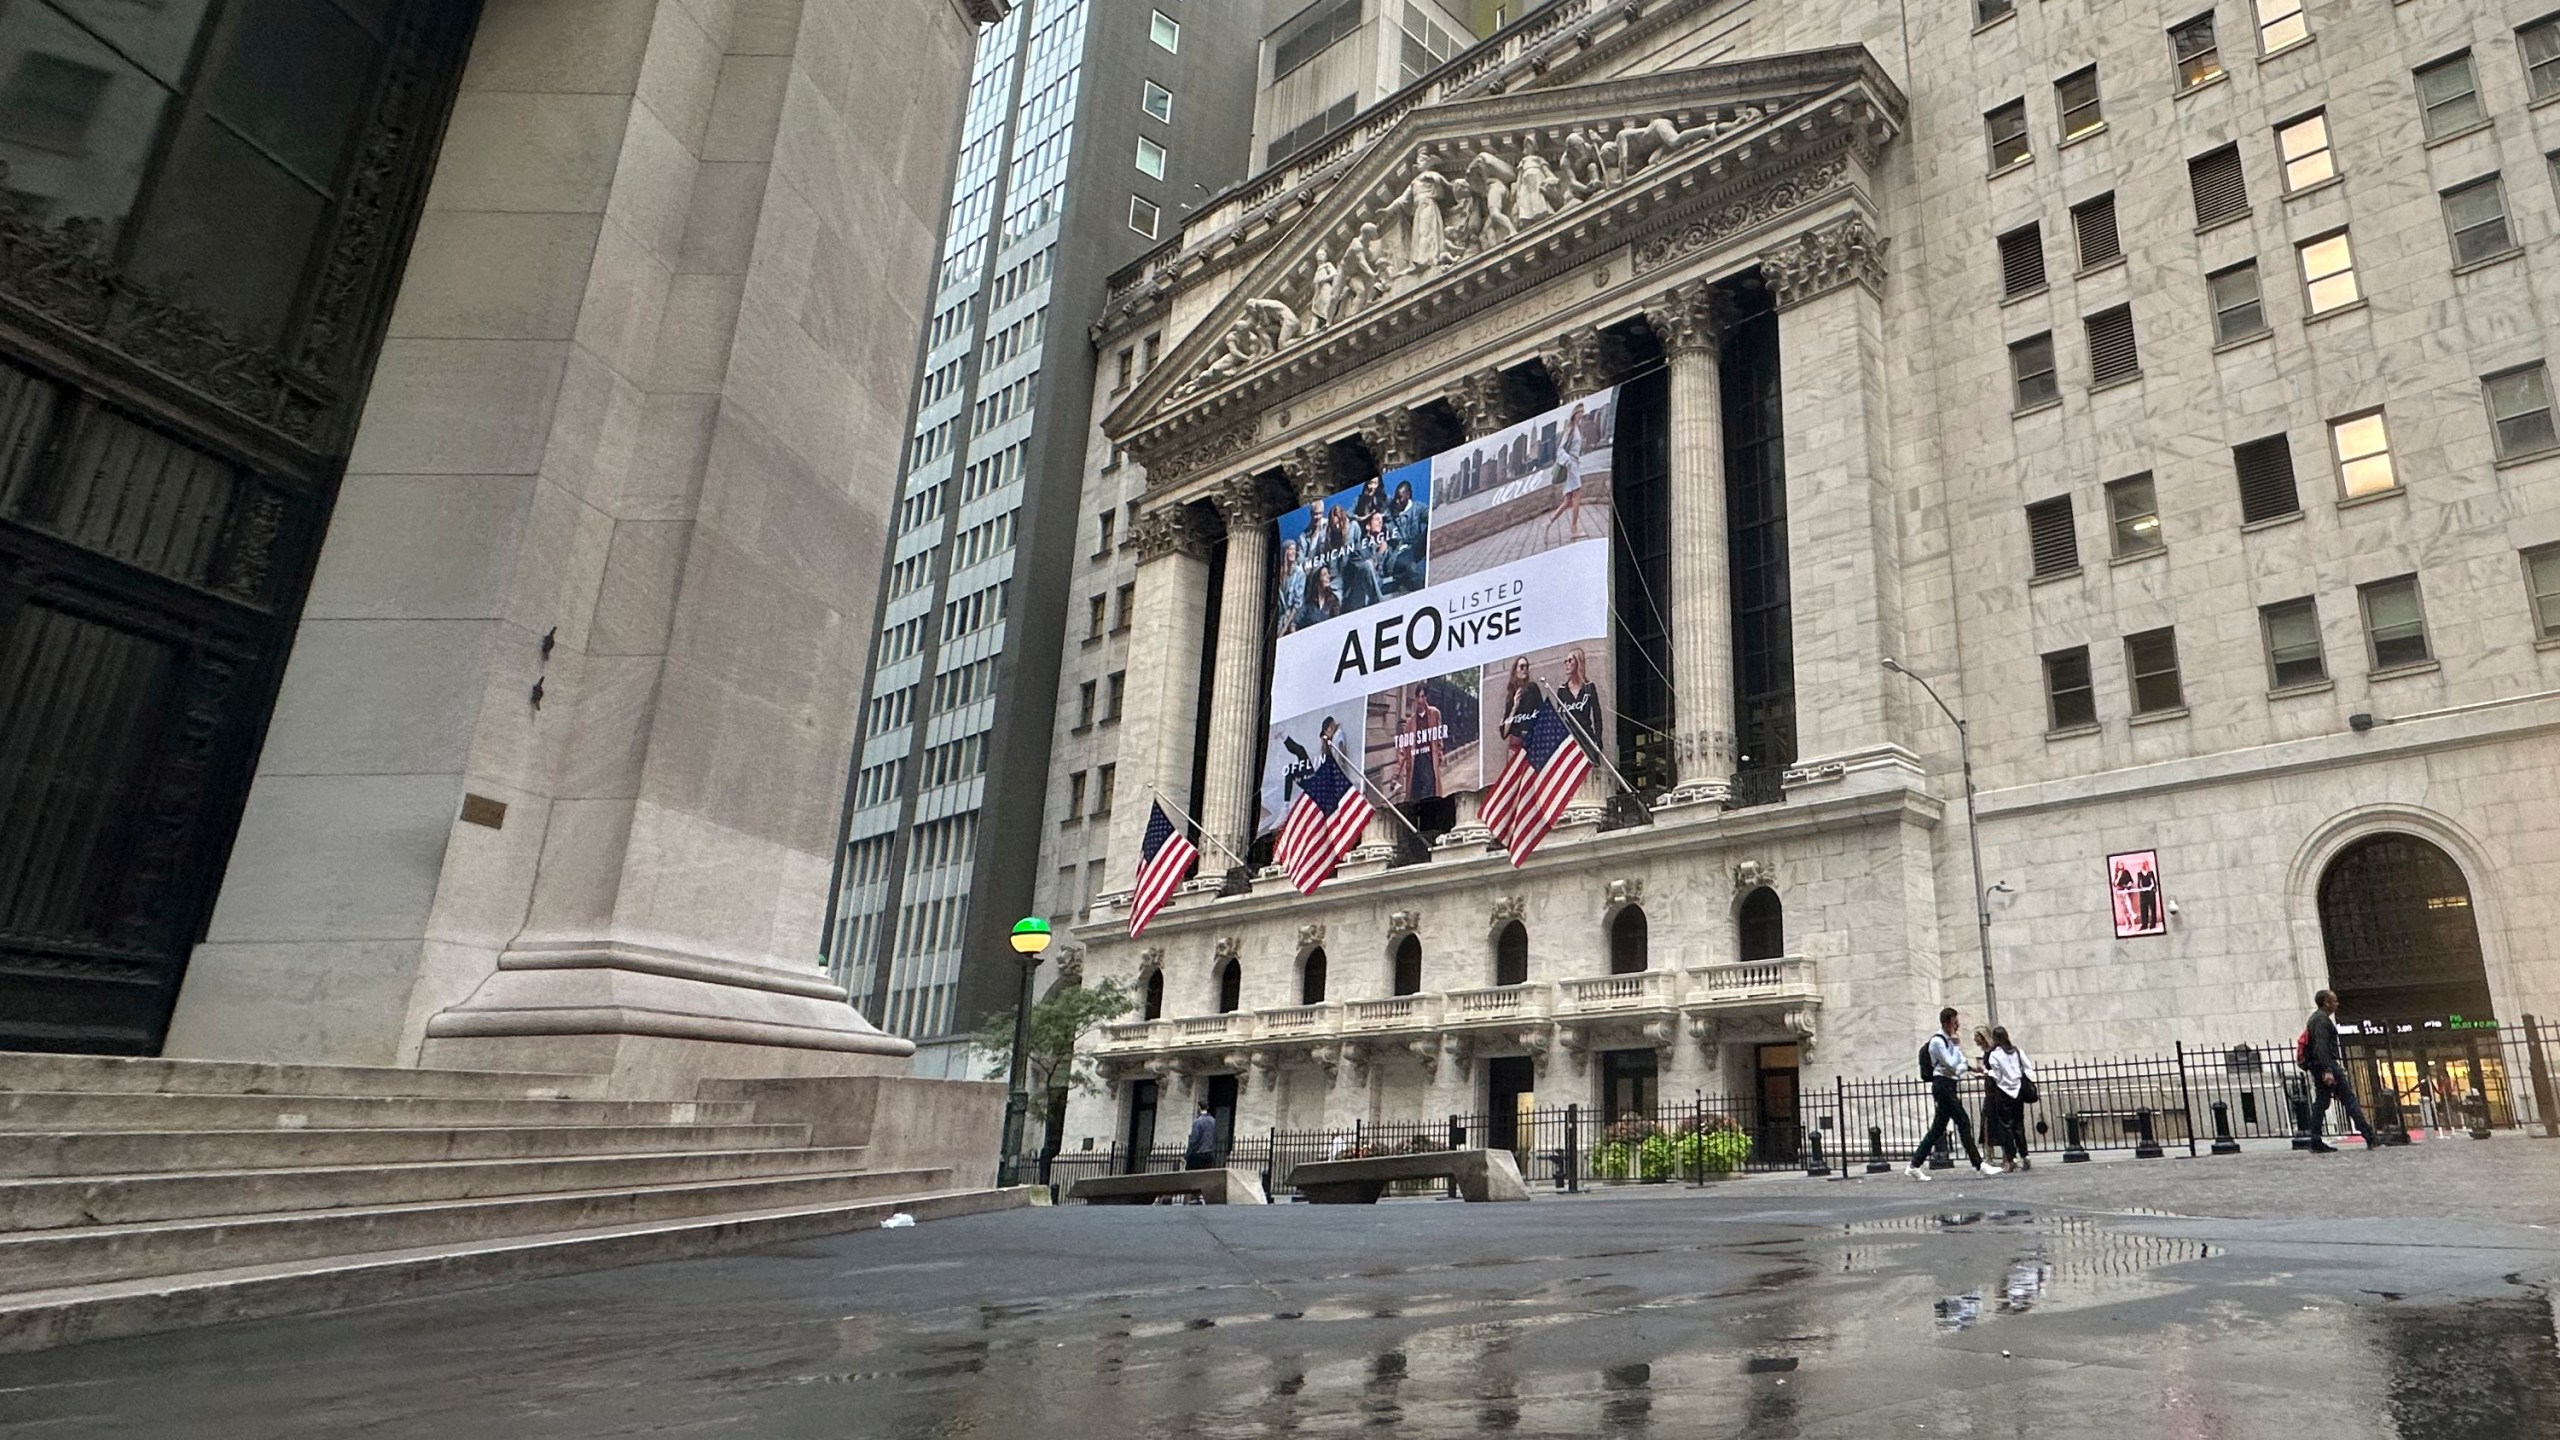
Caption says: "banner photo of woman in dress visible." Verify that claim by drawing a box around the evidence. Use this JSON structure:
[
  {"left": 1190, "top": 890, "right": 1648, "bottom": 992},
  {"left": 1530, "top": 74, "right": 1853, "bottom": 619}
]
[
  {"left": 1259, "top": 388, "right": 1617, "bottom": 832},
  {"left": 2109, "top": 849, "right": 2165, "bottom": 938}
]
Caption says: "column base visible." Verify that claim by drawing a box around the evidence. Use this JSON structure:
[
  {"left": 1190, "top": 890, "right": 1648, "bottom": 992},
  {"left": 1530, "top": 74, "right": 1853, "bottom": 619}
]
[{"left": 420, "top": 937, "right": 913, "bottom": 1097}]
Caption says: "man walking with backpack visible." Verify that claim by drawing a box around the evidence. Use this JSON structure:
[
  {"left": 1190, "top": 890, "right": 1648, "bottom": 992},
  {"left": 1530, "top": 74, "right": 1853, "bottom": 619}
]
[
  {"left": 1907, "top": 1007, "right": 2001, "bottom": 1180},
  {"left": 2301, "top": 989, "right": 2378, "bottom": 1153}
]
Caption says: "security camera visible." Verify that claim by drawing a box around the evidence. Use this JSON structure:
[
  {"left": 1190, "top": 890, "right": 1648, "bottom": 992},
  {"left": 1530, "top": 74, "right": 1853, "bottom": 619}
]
[{"left": 2165, "top": 899, "right": 2180, "bottom": 917}]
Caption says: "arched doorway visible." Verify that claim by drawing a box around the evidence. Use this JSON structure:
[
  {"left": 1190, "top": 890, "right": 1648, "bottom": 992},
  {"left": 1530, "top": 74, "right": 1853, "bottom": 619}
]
[
  {"left": 1392, "top": 934, "right": 1423, "bottom": 995},
  {"left": 1300, "top": 947, "right": 1328, "bottom": 1005},
  {"left": 2317, "top": 832, "right": 2503, "bottom": 1126},
  {"left": 1494, "top": 920, "right": 1529, "bottom": 986},
  {"left": 1216, "top": 959, "right": 1242, "bottom": 1014},
  {"left": 1142, "top": 969, "right": 1164, "bottom": 1020},
  {"left": 1608, "top": 906, "right": 1647, "bottom": 974},
  {"left": 1739, "top": 887, "right": 1784, "bottom": 962}
]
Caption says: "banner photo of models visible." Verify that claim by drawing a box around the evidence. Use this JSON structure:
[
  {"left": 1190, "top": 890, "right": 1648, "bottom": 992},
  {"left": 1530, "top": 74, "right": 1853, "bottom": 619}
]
[
  {"left": 1260, "top": 388, "right": 1618, "bottom": 832},
  {"left": 2108, "top": 849, "right": 2165, "bottom": 938}
]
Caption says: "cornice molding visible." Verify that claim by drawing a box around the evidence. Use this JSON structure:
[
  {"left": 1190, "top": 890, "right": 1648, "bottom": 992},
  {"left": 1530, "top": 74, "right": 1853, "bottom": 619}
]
[{"left": 1758, "top": 212, "right": 1889, "bottom": 310}]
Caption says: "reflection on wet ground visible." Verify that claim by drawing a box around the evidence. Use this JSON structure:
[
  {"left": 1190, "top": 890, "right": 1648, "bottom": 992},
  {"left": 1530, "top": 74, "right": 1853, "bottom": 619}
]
[{"left": 3, "top": 1178, "right": 2559, "bottom": 1439}]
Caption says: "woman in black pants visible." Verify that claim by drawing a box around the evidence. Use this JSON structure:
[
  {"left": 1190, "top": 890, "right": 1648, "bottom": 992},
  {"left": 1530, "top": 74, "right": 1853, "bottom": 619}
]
[{"left": 1983, "top": 1027, "right": 2034, "bottom": 1171}]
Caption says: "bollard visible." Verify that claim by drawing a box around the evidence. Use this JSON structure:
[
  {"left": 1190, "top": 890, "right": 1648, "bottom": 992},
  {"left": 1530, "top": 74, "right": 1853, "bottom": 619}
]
[
  {"left": 1803, "top": 1128, "right": 1830, "bottom": 1178},
  {"left": 2289, "top": 1078, "right": 2315, "bottom": 1150},
  {"left": 1865, "top": 1124, "right": 1893, "bottom": 1174},
  {"left": 2209, "top": 1100, "right": 2242, "bottom": 1155},
  {"left": 1564, "top": 1103, "right": 1582, "bottom": 1193},
  {"left": 2134, "top": 1108, "right": 2165, "bottom": 1159},
  {"left": 2468, "top": 1090, "right": 2493, "bottom": 1141},
  {"left": 2062, "top": 1111, "right": 2092, "bottom": 1163}
]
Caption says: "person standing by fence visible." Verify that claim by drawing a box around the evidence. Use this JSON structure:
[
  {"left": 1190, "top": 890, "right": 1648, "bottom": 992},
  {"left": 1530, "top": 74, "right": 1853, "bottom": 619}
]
[
  {"left": 1983, "top": 1027, "right": 2035, "bottom": 1171},
  {"left": 2302, "top": 989, "right": 2378, "bottom": 1153},
  {"left": 1184, "top": 1103, "right": 1219, "bottom": 1170},
  {"left": 1908, "top": 1007, "right": 2001, "bottom": 1180}
]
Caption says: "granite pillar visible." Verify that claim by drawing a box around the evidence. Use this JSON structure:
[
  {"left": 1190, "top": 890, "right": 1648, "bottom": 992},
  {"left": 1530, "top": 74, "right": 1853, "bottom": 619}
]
[{"left": 1644, "top": 283, "right": 1737, "bottom": 803}]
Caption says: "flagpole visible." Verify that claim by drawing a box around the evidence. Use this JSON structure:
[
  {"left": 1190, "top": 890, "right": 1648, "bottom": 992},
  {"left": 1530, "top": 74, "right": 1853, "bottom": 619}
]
[
  {"left": 1551, "top": 700, "right": 1638, "bottom": 796},
  {"left": 1324, "top": 738, "right": 1428, "bottom": 841},
  {"left": 1143, "top": 783, "right": 1254, "bottom": 872}
]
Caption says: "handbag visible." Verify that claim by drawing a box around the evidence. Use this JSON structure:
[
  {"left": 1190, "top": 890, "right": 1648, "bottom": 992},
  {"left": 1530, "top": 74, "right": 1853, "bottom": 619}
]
[{"left": 2016, "top": 1071, "right": 2041, "bottom": 1106}]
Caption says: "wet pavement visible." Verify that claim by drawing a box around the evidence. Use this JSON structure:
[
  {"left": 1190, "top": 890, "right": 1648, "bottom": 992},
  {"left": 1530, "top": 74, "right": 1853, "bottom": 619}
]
[{"left": 5, "top": 1142, "right": 2560, "bottom": 1438}]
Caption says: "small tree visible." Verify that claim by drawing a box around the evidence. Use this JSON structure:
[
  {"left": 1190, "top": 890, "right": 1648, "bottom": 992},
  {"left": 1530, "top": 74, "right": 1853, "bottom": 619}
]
[{"left": 973, "top": 977, "right": 1136, "bottom": 1097}]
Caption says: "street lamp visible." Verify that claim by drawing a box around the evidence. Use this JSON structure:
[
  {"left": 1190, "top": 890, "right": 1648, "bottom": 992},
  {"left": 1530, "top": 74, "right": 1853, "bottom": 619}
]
[
  {"left": 1881, "top": 658, "right": 2001, "bottom": 1031},
  {"left": 997, "top": 916, "right": 1051, "bottom": 1189}
]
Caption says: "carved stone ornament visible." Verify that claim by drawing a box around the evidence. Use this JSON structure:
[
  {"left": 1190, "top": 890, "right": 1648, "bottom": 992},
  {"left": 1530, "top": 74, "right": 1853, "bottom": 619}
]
[
  {"left": 1732, "top": 859, "right": 1774, "bottom": 895},
  {"left": 1605, "top": 878, "right": 1644, "bottom": 910},
  {"left": 1281, "top": 440, "right": 1335, "bottom": 503},
  {"left": 1210, "top": 473, "right": 1272, "bottom": 529},
  {"left": 1131, "top": 505, "right": 1212, "bottom": 563},
  {"left": 1407, "top": 1035, "right": 1442, "bottom": 1077},
  {"left": 1538, "top": 326, "right": 1608, "bottom": 400},
  {"left": 1297, "top": 922, "right": 1328, "bottom": 950},
  {"left": 1340, "top": 1040, "right": 1372, "bottom": 1083},
  {"left": 1309, "top": 1041, "right": 1341, "bottom": 1079},
  {"left": 1489, "top": 895, "right": 1527, "bottom": 929},
  {"left": 1131, "top": 420, "right": 1258, "bottom": 492},
  {"left": 1224, "top": 1050, "right": 1255, "bottom": 1092},
  {"left": 1386, "top": 909, "right": 1421, "bottom": 939},
  {"left": 1630, "top": 157, "right": 1851, "bottom": 275},
  {"left": 1641, "top": 1018, "right": 1677, "bottom": 1053},
  {"left": 1139, "top": 946, "right": 1167, "bottom": 970},
  {"left": 1360, "top": 406, "right": 1419, "bottom": 470},
  {"left": 1450, "top": 367, "right": 1509, "bottom": 439},
  {"left": 1758, "top": 212, "right": 1889, "bottom": 310},
  {"left": 1640, "top": 277, "right": 1737, "bottom": 356}
]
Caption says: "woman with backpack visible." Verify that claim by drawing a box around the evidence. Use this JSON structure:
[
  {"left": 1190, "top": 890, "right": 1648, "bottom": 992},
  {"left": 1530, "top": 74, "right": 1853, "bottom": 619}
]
[{"left": 1984, "top": 1027, "right": 2037, "bottom": 1171}]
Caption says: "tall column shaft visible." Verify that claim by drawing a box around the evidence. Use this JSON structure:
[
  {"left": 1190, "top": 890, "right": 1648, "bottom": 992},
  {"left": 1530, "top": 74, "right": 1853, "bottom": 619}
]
[
  {"left": 1647, "top": 285, "right": 1736, "bottom": 799},
  {"left": 1108, "top": 508, "right": 1213, "bottom": 885},
  {"left": 1197, "top": 485, "right": 1270, "bottom": 874}
]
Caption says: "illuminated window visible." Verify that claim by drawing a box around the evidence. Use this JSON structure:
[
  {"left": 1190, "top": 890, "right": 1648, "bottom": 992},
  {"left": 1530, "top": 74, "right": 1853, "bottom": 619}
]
[
  {"left": 2254, "top": 0, "right": 2306, "bottom": 53},
  {"left": 2329, "top": 411, "right": 2397, "bottom": 497},
  {"left": 2297, "top": 231, "right": 2359, "bottom": 314},
  {"left": 2171, "top": 14, "right": 2223, "bottom": 87},
  {"left": 2277, "top": 112, "right": 2334, "bottom": 191}
]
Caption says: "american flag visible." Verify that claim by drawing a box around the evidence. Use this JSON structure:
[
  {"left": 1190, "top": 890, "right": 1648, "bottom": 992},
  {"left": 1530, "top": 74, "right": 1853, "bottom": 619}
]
[
  {"left": 1128, "top": 801, "right": 1197, "bottom": 937},
  {"left": 1481, "top": 699, "right": 1592, "bottom": 868},
  {"left": 1274, "top": 754, "right": 1372, "bottom": 894}
]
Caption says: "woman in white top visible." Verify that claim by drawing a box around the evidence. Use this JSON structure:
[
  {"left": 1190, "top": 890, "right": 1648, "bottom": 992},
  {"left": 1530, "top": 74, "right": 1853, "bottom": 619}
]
[{"left": 1984, "top": 1026, "right": 2034, "bottom": 1171}]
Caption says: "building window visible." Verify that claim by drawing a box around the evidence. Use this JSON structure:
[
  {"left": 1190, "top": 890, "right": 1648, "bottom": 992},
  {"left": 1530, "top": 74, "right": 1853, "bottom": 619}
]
[
  {"left": 1135, "top": 136, "right": 1166, "bottom": 179},
  {"left": 1112, "top": 581, "right": 1135, "bottom": 633},
  {"left": 2011, "top": 332, "right": 2059, "bottom": 409},
  {"left": 2085, "top": 306, "right": 2140, "bottom": 386},
  {"left": 2071, "top": 192, "right": 2121, "bottom": 268},
  {"left": 2254, "top": 0, "right": 2306, "bottom": 53},
  {"left": 1075, "top": 681, "right": 1097, "bottom": 730},
  {"left": 2523, "top": 545, "right": 2560, "bottom": 638},
  {"left": 1092, "top": 764, "right": 1116, "bottom": 818},
  {"left": 2172, "top": 13, "right": 2223, "bottom": 87},
  {"left": 2234, "top": 434, "right": 2300, "bottom": 522},
  {"left": 2262, "top": 598, "right": 2327, "bottom": 688},
  {"left": 1086, "top": 594, "right": 1107, "bottom": 641},
  {"left": 1112, "top": 349, "right": 1133, "bottom": 393},
  {"left": 1998, "top": 223, "right": 2046, "bottom": 297},
  {"left": 2277, "top": 111, "right": 2334, "bottom": 191},
  {"left": 2416, "top": 53, "right": 2484, "bottom": 140},
  {"left": 2044, "top": 647, "right": 2098, "bottom": 729},
  {"left": 1067, "top": 771, "right": 1087, "bottom": 818},
  {"left": 2329, "top": 411, "right": 2398, "bottom": 498},
  {"left": 1096, "top": 509, "right": 1117, "bottom": 555},
  {"left": 2056, "top": 67, "right": 2103, "bottom": 141},
  {"left": 1986, "top": 99, "right": 2029, "bottom": 170},
  {"left": 1977, "top": 0, "right": 2013, "bottom": 23},
  {"left": 1396, "top": 3, "right": 1465, "bottom": 84},
  {"left": 2026, "top": 494, "right": 2079, "bottom": 577},
  {"left": 2485, "top": 363, "right": 2559, "bottom": 460},
  {"left": 1273, "top": 0, "right": 1359, "bottom": 76},
  {"left": 2190, "top": 144, "right": 2248, "bottom": 228},
  {"left": 1128, "top": 195, "right": 1159, "bottom": 238},
  {"left": 2107, "top": 473, "right": 2162, "bottom": 556},
  {"left": 2441, "top": 176, "right": 2515, "bottom": 266},
  {"left": 2209, "top": 262, "right": 2268, "bottom": 344},
  {"left": 2525, "top": 15, "right": 2560, "bottom": 102},
  {"left": 2297, "top": 231, "right": 2359, "bottom": 314},
  {"left": 2124, "top": 628, "right": 2184, "bottom": 714},
  {"left": 2359, "top": 576, "right": 2430, "bottom": 669},
  {"left": 1106, "top": 670, "right": 1127, "bottom": 720},
  {"left": 1150, "top": 10, "right": 1179, "bottom": 51},
  {"left": 1142, "top": 80, "right": 1174, "bottom": 122}
]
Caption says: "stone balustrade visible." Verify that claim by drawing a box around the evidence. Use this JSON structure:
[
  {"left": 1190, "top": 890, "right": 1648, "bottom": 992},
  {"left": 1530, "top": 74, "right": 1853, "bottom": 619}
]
[
  {"left": 1442, "top": 982, "right": 1554, "bottom": 1023},
  {"left": 1690, "top": 956, "right": 1819, "bottom": 1002},
  {"left": 1555, "top": 969, "right": 1681, "bottom": 1014}
]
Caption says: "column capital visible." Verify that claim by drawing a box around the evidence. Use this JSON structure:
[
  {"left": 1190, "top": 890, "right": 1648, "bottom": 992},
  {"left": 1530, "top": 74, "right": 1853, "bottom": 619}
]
[
  {"left": 1450, "top": 367, "right": 1510, "bottom": 439},
  {"left": 1759, "top": 214, "right": 1889, "bottom": 311},
  {"left": 1359, "top": 406, "right": 1419, "bottom": 470},
  {"left": 1641, "top": 280, "right": 1740, "bottom": 357},
  {"left": 1278, "top": 441, "right": 1335, "bottom": 504},
  {"left": 1130, "top": 504, "right": 1213, "bottom": 562},
  {"left": 1209, "top": 474, "right": 1278, "bottom": 529},
  {"left": 1538, "top": 327, "right": 1611, "bottom": 400}
]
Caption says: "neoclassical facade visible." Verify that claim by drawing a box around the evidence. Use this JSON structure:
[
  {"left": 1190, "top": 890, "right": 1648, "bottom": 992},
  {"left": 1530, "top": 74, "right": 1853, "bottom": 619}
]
[{"left": 1048, "top": 0, "right": 2560, "bottom": 1153}]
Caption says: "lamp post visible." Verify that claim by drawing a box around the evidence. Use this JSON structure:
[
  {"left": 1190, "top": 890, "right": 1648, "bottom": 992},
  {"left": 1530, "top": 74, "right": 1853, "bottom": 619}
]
[
  {"left": 997, "top": 916, "right": 1051, "bottom": 1188},
  {"left": 1882, "top": 658, "right": 2001, "bottom": 1031}
]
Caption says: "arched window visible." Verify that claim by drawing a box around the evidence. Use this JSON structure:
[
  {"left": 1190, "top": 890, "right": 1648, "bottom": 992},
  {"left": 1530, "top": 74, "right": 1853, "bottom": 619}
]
[
  {"left": 1392, "top": 934, "right": 1422, "bottom": 995},
  {"left": 1142, "top": 968, "right": 1164, "bottom": 1020},
  {"left": 2318, "top": 833, "right": 2491, "bottom": 1022},
  {"left": 1739, "top": 887, "right": 1783, "bottom": 962},
  {"left": 1300, "top": 947, "right": 1328, "bottom": 1005},
  {"left": 1494, "top": 920, "right": 1529, "bottom": 986},
  {"left": 1216, "top": 959, "right": 1242, "bottom": 1014},
  {"left": 1608, "top": 905, "right": 1648, "bottom": 974}
]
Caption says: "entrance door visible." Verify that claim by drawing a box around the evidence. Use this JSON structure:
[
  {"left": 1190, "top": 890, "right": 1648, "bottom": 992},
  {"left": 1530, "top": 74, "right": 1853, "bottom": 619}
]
[
  {"left": 1124, "top": 1079, "right": 1159, "bottom": 1173},
  {"left": 1600, "top": 1049, "right": 1658, "bottom": 1126},
  {"left": 1754, "top": 1042, "right": 1800, "bottom": 1163},
  {"left": 1487, "top": 1055, "right": 1536, "bottom": 1154},
  {"left": 2318, "top": 833, "right": 2506, "bottom": 1131},
  {"left": 1203, "top": 1073, "right": 1240, "bottom": 1161}
]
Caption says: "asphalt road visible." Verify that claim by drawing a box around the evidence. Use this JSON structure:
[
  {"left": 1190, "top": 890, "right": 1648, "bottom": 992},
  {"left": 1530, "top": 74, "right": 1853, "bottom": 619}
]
[{"left": 4, "top": 1140, "right": 2558, "bottom": 1438}]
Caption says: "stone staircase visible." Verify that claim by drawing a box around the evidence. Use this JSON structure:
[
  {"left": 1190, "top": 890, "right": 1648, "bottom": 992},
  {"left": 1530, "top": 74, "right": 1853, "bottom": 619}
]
[{"left": 0, "top": 1053, "right": 1021, "bottom": 1352}]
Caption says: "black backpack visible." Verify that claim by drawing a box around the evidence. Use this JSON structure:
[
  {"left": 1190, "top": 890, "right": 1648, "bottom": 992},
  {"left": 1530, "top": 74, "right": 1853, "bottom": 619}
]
[{"left": 1918, "top": 1040, "right": 1935, "bottom": 1081}]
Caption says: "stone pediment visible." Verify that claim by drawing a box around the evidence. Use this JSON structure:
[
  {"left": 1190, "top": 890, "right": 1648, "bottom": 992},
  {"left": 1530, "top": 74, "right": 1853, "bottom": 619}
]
[{"left": 1110, "top": 46, "right": 1904, "bottom": 485}]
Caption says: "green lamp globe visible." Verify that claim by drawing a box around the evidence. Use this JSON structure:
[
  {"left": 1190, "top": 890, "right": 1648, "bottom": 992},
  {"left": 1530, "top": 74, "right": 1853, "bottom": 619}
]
[{"left": 1009, "top": 916, "right": 1053, "bottom": 956}]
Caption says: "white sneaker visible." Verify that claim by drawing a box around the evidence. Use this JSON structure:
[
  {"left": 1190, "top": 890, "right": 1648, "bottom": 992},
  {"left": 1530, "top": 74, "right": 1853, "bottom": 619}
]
[
  {"left": 1977, "top": 1163, "right": 2002, "bottom": 1177},
  {"left": 1903, "top": 1165, "right": 1929, "bottom": 1181}
]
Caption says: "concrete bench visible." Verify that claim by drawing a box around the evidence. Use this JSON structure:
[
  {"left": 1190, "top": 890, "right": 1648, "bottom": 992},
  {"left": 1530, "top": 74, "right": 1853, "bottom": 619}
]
[
  {"left": 1067, "top": 1167, "right": 1268, "bottom": 1206},
  {"left": 1287, "top": 1148, "right": 1530, "bottom": 1204}
]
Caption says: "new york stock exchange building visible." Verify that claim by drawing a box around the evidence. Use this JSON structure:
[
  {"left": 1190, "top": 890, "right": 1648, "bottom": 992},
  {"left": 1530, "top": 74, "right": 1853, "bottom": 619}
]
[{"left": 1053, "top": 0, "right": 2560, "bottom": 1160}]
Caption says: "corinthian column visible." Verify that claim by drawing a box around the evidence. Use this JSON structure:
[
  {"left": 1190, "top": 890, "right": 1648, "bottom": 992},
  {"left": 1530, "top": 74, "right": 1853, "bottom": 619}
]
[
  {"left": 1643, "top": 281, "right": 1737, "bottom": 802},
  {"left": 1199, "top": 477, "right": 1275, "bottom": 887},
  {"left": 1109, "top": 505, "right": 1214, "bottom": 885}
]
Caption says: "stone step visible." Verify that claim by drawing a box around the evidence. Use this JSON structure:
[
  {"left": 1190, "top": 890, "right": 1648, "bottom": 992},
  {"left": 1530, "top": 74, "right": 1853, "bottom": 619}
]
[
  {"left": 0, "top": 1122, "right": 817, "bottom": 1178},
  {"left": 0, "top": 1145, "right": 878, "bottom": 1230},
  {"left": 0, "top": 1053, "right": 607, "bottom": 1101},
  {"left": 0, "top": 1090, "right": 756, "bottom": 1133},
  {"left": 0, "top": 1167, "right": 958, "bottom": 1291},
  {"left": 0, "top": 1186, "right": 1031, "bottom": 1354}
]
